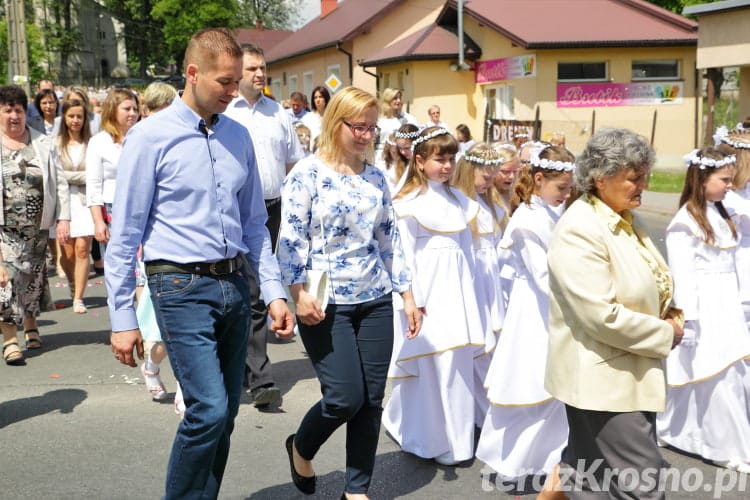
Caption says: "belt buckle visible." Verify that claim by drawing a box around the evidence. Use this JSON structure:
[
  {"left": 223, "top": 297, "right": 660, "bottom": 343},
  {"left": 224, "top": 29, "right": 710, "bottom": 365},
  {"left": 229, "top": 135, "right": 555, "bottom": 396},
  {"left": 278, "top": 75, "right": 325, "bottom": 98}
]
[{"left": 209, "top": 262, "right": 219, "bottom": 275}]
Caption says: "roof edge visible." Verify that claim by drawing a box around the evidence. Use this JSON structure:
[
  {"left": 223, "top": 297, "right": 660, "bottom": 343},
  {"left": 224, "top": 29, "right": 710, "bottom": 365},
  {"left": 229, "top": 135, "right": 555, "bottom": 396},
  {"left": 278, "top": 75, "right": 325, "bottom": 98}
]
[
  {"left": 441, "top": 0, "right": 530, "bottom": 48},
  {"left": 267, "top": 42, "right": 339, "bottom": 65},
  {"left": 684, "top": 0, "right": 750, "bottom": 16},
  {"left": 360, "top": 53, "right": 473, "bottom": 68},
  {"left": 613, "top": 0, "right": 697, "bottom": 30},
  {"left": 527, "top": 39, "right": 697, "bottom": 49}
]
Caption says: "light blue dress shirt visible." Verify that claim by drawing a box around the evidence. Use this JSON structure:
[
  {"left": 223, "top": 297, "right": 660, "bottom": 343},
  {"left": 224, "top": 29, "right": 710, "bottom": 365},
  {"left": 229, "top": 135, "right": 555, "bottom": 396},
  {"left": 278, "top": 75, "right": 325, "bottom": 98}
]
[{"left": 105, "top": 97, "right": 285, "bottom": 332}]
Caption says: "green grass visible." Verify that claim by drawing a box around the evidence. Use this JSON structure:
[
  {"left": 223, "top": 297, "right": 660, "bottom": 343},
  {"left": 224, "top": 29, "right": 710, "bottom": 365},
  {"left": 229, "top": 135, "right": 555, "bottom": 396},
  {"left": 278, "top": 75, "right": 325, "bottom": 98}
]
[{"left": 648, "top": 170, "right": 685, "bottom": 193}]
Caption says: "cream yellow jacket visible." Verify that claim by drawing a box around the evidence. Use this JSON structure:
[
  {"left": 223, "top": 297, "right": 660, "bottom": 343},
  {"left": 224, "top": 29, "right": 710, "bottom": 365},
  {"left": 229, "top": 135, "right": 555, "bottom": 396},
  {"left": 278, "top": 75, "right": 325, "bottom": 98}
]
[{"left": 545, "top": 195, "right": 674, "bottom": 413}]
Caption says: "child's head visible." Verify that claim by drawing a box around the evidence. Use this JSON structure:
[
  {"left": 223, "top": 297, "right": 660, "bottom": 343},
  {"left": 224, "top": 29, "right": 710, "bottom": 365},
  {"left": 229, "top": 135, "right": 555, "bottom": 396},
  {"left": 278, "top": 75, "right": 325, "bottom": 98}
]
[
  {"left": 680, "top": 147, "right": 737, "bottom": 244},
  {"left": 491, "top": 142, "right": 520, "bottom": 196},
  {"left": 294, "top": 122, "right": 312, "bottom": 153},
  {"left": 681, "top": 147, "right": 736, "bottom": 205},
  {"left": 454, "top": 143, "right": 502, "bottom": 197},
  {"left": 513, "top": 145, "right": 575, "bottom": 209},
  {"left": 716, "top": 129, "right": 750, "bottom": 191},
  {"left": 455, "top": 124, "right": 472, "bottom": 143},
  {"left": 394, "top": 124, "right": 420, "bottom": 161},
  {"left": 396, "top": 127, "right": 458, "bottom": 197}
]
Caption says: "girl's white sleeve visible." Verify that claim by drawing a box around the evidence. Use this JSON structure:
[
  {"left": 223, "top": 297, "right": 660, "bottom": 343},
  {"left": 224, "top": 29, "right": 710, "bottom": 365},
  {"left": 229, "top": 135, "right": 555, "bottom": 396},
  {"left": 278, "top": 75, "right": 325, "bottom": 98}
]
[{"left": 666, "top": 225, "right": 699, "bottom": 321}]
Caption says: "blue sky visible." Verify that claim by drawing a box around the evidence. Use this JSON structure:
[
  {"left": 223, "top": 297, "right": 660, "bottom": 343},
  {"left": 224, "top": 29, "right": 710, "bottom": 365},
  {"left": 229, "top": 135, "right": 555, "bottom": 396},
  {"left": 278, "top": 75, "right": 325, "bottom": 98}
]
[{"left": 298, "top": 0, "right": 321, "bottom": 28}]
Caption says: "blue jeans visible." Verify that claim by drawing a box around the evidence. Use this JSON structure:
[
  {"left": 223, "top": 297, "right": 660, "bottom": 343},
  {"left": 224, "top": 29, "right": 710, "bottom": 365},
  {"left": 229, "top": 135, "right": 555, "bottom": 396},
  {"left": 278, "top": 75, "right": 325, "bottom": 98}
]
[
  {"left": 148, "top": 268, "right": 251, "bottom": 500},
  {"left": 295, "top": 295, "right": 394, "bottom": 494}
]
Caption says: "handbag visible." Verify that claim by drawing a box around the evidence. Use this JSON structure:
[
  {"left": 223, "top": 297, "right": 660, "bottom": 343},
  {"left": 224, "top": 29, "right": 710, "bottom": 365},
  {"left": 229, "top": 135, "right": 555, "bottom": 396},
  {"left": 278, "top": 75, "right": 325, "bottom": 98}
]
[{"left": 286, "top": 165, "right": 333, "bottom": 315}]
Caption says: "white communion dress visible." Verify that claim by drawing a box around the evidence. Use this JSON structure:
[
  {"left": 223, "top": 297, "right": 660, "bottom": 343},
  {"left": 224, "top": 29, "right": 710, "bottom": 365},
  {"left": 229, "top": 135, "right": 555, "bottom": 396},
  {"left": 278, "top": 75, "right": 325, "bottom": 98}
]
[
  {"left": 384, "top": 180, "right": 486, "bottom": 464},
  {"left": 475, "top": 195, "right": 568, "bottom": 479},
  {"left": 657, "top": 202, "right": 750, "bottom": 465}
]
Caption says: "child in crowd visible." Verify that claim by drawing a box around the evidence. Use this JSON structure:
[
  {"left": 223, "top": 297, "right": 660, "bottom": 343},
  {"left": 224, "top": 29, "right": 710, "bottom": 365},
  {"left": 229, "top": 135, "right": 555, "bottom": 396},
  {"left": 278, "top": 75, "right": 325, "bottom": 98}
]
[
  {"left": 716, "top": 129, "right": 750, "bottom": 325},
  {"left": 657, "top": 147, "right": 750, "bottom": 473},
  {"left": 475, "top": 145, "right": 574, "bottom": 479},
  {"left": 383, "top": 127, "right": 485, "bottom": 466},
  {"left": 451, "top": 143, "right": 506, "bottom": 426},
  {"left": 383, "top": 124, "right": 420, "bottom": 193}
]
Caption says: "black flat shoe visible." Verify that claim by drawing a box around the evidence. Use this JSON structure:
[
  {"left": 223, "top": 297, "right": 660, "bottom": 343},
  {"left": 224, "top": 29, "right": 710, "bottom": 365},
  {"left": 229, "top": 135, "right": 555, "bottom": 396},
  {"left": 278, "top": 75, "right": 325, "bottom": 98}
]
[{"left": 285, "top": 434, "right": 315, "bottom": 494}]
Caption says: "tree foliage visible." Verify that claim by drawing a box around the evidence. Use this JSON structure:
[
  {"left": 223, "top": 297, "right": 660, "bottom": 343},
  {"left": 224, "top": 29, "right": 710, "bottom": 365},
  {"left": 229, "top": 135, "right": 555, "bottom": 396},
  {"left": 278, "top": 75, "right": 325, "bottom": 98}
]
[
  {"left": 152, "top": 0, "right": 240, "bottom": 60},
  {"left": 104, "top": 0, "right": 168, "bottom": 77},
  {"left": 237, "top": 0, "right": 302, "bottom": 30},
  {"left": 0, "top": 16, "right": 49, "bottom": 85},
  {"left": 646, "top": 0, "right": 722, "bottom": 14}
]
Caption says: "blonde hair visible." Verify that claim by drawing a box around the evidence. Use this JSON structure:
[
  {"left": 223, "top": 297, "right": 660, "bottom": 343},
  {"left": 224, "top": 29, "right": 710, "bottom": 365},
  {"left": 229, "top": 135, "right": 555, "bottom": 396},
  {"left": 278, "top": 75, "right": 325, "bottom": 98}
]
[
  {"left": 718, "top": 131, "right": 750, "bottom": 190},
  {"left": 317, "top": 86, "right": 378, "bottom": 164},
  {"left": 395, "top": 127, "right": 458, "bottom": 199},
  {"left": 453, "top": 142, "right": 505, "bottom": 236},
  {"left": 142, "top": 82, "right": 177, "bottom": 113},
  {"left": 379, "top": 88, "right": 401, "bottom": 119},
  {"left": 491, "top": 141, "right": 518, "bottom": 163},
  {"left": 101, "top": 88, "right": 138, "bottom": 143}
]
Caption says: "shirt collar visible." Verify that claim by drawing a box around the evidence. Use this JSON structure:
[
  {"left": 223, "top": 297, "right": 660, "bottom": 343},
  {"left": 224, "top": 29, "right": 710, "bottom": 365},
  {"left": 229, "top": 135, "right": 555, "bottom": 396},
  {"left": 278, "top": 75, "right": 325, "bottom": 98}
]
[
  {"left": 584, "top": 193, "right": 635, "bottom": 234},
  {"left": 172, "top": 94, "right": 219, "bottom": 132}
]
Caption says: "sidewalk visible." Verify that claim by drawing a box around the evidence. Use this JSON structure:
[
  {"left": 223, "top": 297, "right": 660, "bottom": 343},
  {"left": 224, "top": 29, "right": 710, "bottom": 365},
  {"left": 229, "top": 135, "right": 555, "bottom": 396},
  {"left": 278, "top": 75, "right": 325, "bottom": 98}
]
[{"left": 640, "top": 189, "right": 680, "bottom": 215}]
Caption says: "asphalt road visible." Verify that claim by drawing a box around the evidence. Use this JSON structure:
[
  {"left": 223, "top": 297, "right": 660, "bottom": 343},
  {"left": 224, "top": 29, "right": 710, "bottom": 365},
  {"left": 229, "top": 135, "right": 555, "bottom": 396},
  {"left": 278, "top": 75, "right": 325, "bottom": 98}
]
[{"left": 1, "top": 195, "right": 748, "bottom": 499}]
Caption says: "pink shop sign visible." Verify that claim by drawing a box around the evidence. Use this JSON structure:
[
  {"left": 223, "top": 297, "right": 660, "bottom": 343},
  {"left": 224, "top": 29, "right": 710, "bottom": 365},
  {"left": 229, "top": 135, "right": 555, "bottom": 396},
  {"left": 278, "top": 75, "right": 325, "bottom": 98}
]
[
  {"left": 556, "top": 82, "right": 683, "bottom": 108},
  {"left": 475, "top": 54, "right": 536, "bottom": 84}
]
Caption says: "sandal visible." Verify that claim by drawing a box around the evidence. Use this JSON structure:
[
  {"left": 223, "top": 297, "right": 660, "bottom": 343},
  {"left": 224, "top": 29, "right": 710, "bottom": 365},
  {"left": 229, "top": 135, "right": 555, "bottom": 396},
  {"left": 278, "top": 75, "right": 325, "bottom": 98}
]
[
  {"left": 3, "top": 340, "right": 25, "bottom": 365},
  {"left": 72, "top": 299, "right": 87, "bottom": 314},
  {"left": 140, "top": 363, "right": 168, "bottom": 400},
  {"left": 24, "top": 329, "right": 42, "bottom": 349}
]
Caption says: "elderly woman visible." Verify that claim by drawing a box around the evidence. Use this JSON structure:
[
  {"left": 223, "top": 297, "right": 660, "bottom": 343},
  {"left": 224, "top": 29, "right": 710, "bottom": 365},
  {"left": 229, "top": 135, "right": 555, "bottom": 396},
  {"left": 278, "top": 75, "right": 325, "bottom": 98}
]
[
  {"left": 0, "top": 85, "right": 70, "bottom": 365},
  {"left": 545, "top": 128, "right": 683, "bottom": 498}
]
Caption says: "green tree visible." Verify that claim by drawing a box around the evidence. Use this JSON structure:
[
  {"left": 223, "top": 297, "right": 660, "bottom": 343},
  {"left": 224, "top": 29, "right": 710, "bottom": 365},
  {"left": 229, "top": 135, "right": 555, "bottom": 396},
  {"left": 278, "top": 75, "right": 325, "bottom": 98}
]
[
  {"left": 0, "top": 20, "right": 49, "bottom": 86},
  {"left": 104, "top": 0, "right": 168, "bottom": 78},
  {"left": 238, "top": 0, "right": 302, "bottom": 30},
  {"left": 152, "top": 0, "right": 240, "bottom": 69},
  {"left": 646, "top": 0, "right": 722, "bottom": 13}
]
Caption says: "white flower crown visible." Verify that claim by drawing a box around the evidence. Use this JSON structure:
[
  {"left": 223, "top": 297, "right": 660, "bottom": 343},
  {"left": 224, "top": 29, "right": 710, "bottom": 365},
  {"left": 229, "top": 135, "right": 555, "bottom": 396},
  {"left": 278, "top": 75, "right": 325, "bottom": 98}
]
[
  {"left": 494, "top": 143, "right": 517, "bottom": 153},
  {"left": 529, "top": 148, "right": 575, "bottom": 172},
  {"left": 714, "top": 125, "right": 750, "bottom": 149},
  {"left": 462, "top": 155, "right": 503, "bottom": 166},
  {"left": 411, "top": 128, "right": 451, "bottom": 151},
  {"left": 394, "top": 129, "right": 421, "bottom": 140},
  {"left": 683, "top": 149, "right": 736, "bottom": 169}
]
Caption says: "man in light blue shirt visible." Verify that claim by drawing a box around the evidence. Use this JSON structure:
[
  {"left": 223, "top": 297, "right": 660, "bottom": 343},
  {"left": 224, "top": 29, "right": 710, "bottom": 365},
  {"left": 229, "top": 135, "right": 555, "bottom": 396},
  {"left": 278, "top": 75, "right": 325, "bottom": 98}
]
[{"left": 107, "top": 28, "right": 294, "bottom": 499}]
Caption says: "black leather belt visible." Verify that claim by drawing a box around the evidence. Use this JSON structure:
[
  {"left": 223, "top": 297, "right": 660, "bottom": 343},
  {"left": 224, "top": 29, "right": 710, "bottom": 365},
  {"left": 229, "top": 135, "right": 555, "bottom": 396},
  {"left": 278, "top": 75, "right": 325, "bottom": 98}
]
[{"left": 145, "top": 257, "right": 241, "bottom": 276}]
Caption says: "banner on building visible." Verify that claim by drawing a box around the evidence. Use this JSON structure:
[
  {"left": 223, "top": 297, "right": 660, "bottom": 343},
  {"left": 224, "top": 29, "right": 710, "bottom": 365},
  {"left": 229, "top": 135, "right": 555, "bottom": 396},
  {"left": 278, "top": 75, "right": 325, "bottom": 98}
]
[
  {"left": 556, "top": 82, "right": 684, "bottom": 108},
  {"left": 484, "top": 119, "right": 537, "bottom": 143},
  {"left": 475, "top": 54, "right": 536, "bottom": 84}
]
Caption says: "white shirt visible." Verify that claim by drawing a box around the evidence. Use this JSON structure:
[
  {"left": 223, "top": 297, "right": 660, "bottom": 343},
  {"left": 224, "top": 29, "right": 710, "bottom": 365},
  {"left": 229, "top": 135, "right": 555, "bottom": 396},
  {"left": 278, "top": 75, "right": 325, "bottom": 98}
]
[
  {"left": 224, "top": 95, "right": 305, "bottom": 199},
  {"left": 301, "top": 111, "right": 323, "bottom": 147},
  {"left": 86, "top": 130, "right": 122, "bottom": 205},
  {"left": 423, "top": 120, "right": 450, "bottom": 131}
]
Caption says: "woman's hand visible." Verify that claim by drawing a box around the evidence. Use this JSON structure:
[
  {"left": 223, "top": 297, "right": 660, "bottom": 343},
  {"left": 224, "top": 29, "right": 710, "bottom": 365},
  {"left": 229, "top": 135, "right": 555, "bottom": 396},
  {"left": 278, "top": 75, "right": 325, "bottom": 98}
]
[
  {"left": 666, "top": 317, "right": 684, "bottom": 348},
  {"left": 290, "top": 283, "right": 325, "bottom": 326},
  {"left": 400, "top": 290, "right": 423, "bottom": 339},
  {"left": 94, "top": 219, "right": 110, "bottom": 244},
  {"left": 56, "top": 220, "right": 71, "bottom": 246},
  {"left": 0, "top": 263, "right": 9, "bottom": 288}
]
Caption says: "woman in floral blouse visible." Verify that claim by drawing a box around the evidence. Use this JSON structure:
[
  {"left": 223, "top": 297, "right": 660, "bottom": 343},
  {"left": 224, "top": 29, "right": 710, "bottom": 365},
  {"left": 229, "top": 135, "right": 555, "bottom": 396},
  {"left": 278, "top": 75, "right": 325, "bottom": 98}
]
[{"left": 277, "top": 86, "right": 421, "bottom": 500}]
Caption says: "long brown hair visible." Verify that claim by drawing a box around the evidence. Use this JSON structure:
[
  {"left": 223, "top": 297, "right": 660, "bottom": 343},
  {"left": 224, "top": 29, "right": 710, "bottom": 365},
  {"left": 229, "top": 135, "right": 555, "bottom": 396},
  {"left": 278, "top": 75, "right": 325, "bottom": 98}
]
[
  {"left": 511, "top": 145, "right": 575, "bottom": 213},
  {"left": 395, "top": 127, "right": 458, "bottom": 199},
  {"left": 679, "top": 147, "right": 737, "bottom": 244},
  {"left": 57, "top": 99, "right": 91, "bottom": 165}
]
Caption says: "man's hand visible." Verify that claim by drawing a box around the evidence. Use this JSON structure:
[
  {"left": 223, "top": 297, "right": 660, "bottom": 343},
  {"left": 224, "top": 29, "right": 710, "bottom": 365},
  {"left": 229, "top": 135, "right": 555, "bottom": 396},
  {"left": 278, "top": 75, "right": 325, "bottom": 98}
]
[
  {"left": 268, "top": 298, "right": 295, "bottom": 338},
  {"left": 110, "top": 329, "right": 144, "bottom": 367}
]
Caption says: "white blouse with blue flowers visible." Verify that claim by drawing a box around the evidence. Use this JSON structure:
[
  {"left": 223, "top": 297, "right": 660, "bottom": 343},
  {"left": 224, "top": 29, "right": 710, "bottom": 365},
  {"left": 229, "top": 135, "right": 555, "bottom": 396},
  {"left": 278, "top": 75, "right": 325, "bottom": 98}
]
[{"left": 277, "top": 155, "right": 411, "bottom": 304}]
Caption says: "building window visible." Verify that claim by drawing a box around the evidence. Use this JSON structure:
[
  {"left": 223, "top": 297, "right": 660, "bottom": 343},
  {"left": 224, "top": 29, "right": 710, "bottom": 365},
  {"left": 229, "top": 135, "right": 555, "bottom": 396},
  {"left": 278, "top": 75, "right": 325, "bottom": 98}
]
[
  {"left": 558, "top": 62, "right": 607, "bottom": 82},
  {"left": 632, "top": 60, "right": 680, "bottom": 81},
  {"left": 303, "top": 71, "right": 313, "bottom": 100},
  {"left": 288, "top": 75, "right": 298, "bottom": 95},
  {"left": 271, "top": 80, "right": 281, "bottom": 100}
]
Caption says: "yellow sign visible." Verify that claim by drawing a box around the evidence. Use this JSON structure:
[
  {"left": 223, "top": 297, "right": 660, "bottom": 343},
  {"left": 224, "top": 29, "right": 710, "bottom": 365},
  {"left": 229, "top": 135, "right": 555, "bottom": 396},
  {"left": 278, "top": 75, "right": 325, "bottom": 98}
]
[{"left": 325, "top": 74, "right": 342, "bottom": 93}]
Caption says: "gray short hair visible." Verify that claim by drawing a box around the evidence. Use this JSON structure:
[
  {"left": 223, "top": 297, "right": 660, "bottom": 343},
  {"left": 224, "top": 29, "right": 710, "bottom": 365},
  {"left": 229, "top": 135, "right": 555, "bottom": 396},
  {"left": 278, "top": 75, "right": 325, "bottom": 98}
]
[{"left": 577, "top": 128, "right": 655, "bottom": 194}]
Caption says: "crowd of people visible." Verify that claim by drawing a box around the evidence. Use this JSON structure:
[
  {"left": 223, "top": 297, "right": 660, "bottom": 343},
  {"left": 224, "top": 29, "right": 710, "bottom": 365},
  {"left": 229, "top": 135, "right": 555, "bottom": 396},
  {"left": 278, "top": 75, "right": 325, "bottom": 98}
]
[{"left": 2, "top": 26, "right": 750, "bottom": 500}]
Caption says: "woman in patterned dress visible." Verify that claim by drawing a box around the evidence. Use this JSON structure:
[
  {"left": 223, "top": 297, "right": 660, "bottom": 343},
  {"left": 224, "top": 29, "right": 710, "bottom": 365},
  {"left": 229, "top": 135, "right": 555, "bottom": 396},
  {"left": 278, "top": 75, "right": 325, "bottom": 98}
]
[
  {"left": 277, "top": 86, "right": 421, "bottom": 500},
  {"left": 0, "top": 85, "right": 70, "bottom": 365}
]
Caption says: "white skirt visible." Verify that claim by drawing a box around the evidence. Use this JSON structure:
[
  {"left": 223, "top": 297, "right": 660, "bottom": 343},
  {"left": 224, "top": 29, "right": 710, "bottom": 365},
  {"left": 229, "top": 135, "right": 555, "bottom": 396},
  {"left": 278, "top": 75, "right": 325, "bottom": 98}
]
[
  {"left": 657, "top": 360, "right": 750, "bottom": 462},
  {"left": 383, "top": 348, "right": 476, "bottom": 461},
  {"left": 475, "top": 399, "right": 568, "bottom": 478},
  {"left": 69, "top": 186, "right": 95, "bottom": 238}
]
